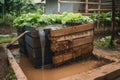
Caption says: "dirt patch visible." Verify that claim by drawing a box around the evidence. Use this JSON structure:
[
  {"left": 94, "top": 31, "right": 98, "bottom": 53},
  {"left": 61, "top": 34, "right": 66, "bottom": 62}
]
[
  {"left": 19, "top": 55, "right": 112, "bottom": 80},
  {"left": 0, "top": 24, "right": 16, "bottom": 34},
  {"left": 0, "top": 45, "right": 10, "bottom": 80}
]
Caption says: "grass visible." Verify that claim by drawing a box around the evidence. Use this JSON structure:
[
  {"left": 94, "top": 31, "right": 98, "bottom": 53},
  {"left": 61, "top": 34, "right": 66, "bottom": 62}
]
[
  {"left": 0, "top": 36, "right": 15, "bottom": 44},
  {"left": 0, "top": 36, "right": 17, "bottom": 79},
  {"left": 94, "top": 36, "right": 117, "bottom": 49},
  {"left": 9, "top": 65, "right": 17, "bottom": 80}
]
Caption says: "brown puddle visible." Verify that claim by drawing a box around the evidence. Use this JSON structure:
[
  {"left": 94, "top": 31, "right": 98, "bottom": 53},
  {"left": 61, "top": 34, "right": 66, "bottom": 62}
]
[{"left": 19, "top": 55, "right": 112, "bottom": 80}]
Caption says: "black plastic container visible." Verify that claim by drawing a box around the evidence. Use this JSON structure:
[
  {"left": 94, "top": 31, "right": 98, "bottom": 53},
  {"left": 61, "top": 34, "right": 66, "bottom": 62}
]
[
  {"left": 17, "top": 28, "right": 28, "bottom": 56},
  {"left": 24, "top": 26, "right": 53, "bottom": 68}
]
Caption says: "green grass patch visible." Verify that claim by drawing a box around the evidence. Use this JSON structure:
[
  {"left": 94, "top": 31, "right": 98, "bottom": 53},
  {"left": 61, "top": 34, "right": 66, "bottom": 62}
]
[
  {"left": 0, "top": 37, "right": 15, "bottom": 44},
  {"left": 9, "top": 65, "right": 17, "bottom": 80},
  {"left": 94, "top": 36, "right": 117, "bottom": 49}
]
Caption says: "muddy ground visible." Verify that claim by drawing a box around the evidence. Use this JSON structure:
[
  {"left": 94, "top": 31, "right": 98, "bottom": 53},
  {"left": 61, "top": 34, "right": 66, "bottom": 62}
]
[
  {"left": 0, "top": 45, "right": 10, "bottom": 80},
  {"left": 20, "top": 55, "right": 111, "bottom": 80},
  {"left": 7, "top": 46, "right": 120, "bottom": 80},
  {"left": 0, "top": 24, "right": 16, "bottom": 80},
  {"left": 0, "top": 24, "right": 16, "bottom": 34}
]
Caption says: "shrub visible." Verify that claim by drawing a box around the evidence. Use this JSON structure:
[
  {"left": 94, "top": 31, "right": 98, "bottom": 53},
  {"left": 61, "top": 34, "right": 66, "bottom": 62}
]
[{"left": 94, "top": 36, "right": 117, "bottom": 49}]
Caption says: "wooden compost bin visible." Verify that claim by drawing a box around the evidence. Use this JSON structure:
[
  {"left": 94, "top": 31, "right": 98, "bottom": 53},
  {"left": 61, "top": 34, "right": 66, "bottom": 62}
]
[
  {"left": 50, "top": 23, "right": 94, "bottom": 65},
  {"left": 18, "top": 23, "right": 94, "bottom": 68}
]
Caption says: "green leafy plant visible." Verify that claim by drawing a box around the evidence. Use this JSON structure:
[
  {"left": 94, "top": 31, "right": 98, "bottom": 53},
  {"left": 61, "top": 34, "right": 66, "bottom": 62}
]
[
  {"left": 61, "top": 12, "right": 93, "bottom": 24},
  {"left": 13, "top": 12, "right": 93, "bottom": 29},
  {"left": 38, "top": 14, "right": 57, "bottom": 25},
  {"left": 116, "top": 13, "right": 120, "bottom": 26},
  {"left": 98, "top": 12, "right": 112, "bottom": 27},
  {"left": 13, "top": 13, "right": 41, "bottom": 29},
  {"left": 9, "top": 65, "right": 17, "bottom": 80},
  {"left": 0, "top": 0, "right": 44, "bottom": 26},
  {"left": 98, "top": 12, "right": 112, "bottom": 22},
  {"left": 5, "top": 13, "right": 16, "bottom": 24},
  {"left": 94, "top": 36, "right": 117, "bottom": 49},
  {"left": 90, "top": 12, "right": 98, "bottom": 21},
  {"left": 2, "top": 0, "right": 43, "bottom": 16}
]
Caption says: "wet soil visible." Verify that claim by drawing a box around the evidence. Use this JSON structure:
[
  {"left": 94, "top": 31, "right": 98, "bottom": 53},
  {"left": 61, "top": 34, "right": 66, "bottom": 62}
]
[
  {"left": 20, "top": 55, "right": 111, "bottom": 80},
  {"left": 0, "top": 45, "right": 9, "bottom": 80},
  {"left": 0, "top": 24, "right": 16, "bottom": 34}
]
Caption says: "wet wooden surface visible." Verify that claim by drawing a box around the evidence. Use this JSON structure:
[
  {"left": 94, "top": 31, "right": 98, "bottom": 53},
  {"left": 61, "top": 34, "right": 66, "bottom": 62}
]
[
  {"left": 50, "top": 23, "right": 94, "bottom": 65},
  {"left": 7, "top": 49, "right": 27, "bottom": 80}
]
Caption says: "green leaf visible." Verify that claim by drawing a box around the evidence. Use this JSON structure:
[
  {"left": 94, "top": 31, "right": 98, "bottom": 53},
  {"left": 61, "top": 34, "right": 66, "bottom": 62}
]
[
  {"left": 0, "top": 0, "right": 5, "bottom": 4},
  {"left": 13, "top": 12, "right": 93, "bottom": 29}
]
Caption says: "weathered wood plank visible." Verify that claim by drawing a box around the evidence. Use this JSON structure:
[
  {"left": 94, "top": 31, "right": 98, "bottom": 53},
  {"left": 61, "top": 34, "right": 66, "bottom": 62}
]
[
  {"left": 7, "top": 49, "right": 27, "bottom": 80},
  {"left": 52, "top": 53, "right": 73, "bottom": 65},
  {"left": 51, "top": 30, "right": 93, "bottom": 42},
  {"left": 93, "top": 49, "right": 119, "bottom": 62},
  {"left": 52, "top": 43, "right": 93, "bottom": 65},
  {"left": 50, "top": 23, "right": 93, "bottom": 37},
  {"left": 81, "top": 43, "right": 93, "bottom": 55},
  {"left": 73, "top": 36, "right": 93, "bottom": 47},
  {"left": 59, "top": 62, "right": 120, "bottom": 80},
  {"left": 73, "top": 47, "right": 82, "bottom": 58},
  {"left": 52, "top": 54, "right": 63, "bottom": 65},
  {"left": 51, "top": 36, "right": 93, "bottom": 52},
  {"left": 50, "top": 24, "right": 94, "bottom": 65}
]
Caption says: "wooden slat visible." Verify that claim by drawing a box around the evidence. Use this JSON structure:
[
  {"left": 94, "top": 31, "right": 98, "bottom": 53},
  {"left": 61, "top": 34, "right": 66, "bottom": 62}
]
[
  {"left": 81, "top": 44, "right": 93, "bottom": 55},
  {"left": 73, "top": 43, "right": 93, "bottom": 56},
  {"left": 93, "top": 49, "right": 119, "bottom": 62},
  {"left": 98, "top": 0, "right": 101, "bottom": 14},
  {"left": 52, "top": 44, "right": 93, "bottom": 65},
  {"left": 59, "top": 0, "right": 114, "bottom": 16},
  {"left": 7, "top": 49, "right": 27, "bottom": 80},
  {"left": 73, "top": 36, "right": 93, "bottom": 47},
  {"left": 64, "top": 53, "right": 73, "bottom": 61},
  {"left": 51, "top": 30, "right": 93, "bottom": 42},
  {"left": 59, "top": 1, "right": 111, "bottom": 5},
  {"left": 51, "top": 36, "right": 93, "bottom": 52},
  {"left": 52, "top": 53, "right": 73, "bottom": 65},
  {"left": 88, "top": 9, "right": 112, "bottom": 11},
  {"left": 73, "top": 47, "right": 82, "bottom": 58},
  {"left": 52, "top": 54, "right": 63, "bottom": 65},
  {"left": 50, "top": 23, "right": 93, "bottom": 37},
  {"left": 85, "top": 0, "right": 88, "bottom": 13}
]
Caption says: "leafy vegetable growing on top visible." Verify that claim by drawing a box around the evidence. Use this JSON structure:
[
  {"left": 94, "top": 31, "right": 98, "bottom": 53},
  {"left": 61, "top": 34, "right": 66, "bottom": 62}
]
[
  {"left": 13, "top": 13, "right": 41, "bottom": 28},
  {"left": 61, "top": 12, "right": 93, "bottom": 24},
  {"left": 13, "top": 12, "right": 93, "bottom": 29},
  {"left": 61, "top": 13, "right": 82, "bottom": 24},
  {"left": 37, "top": 14, "right": 57, "bottom": 25}
]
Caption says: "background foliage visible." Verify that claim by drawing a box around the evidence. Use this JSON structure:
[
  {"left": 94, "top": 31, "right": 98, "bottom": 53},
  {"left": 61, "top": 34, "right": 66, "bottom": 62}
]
[{"left": 0, "top": 0, "right": 44, "bottom": 25}]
